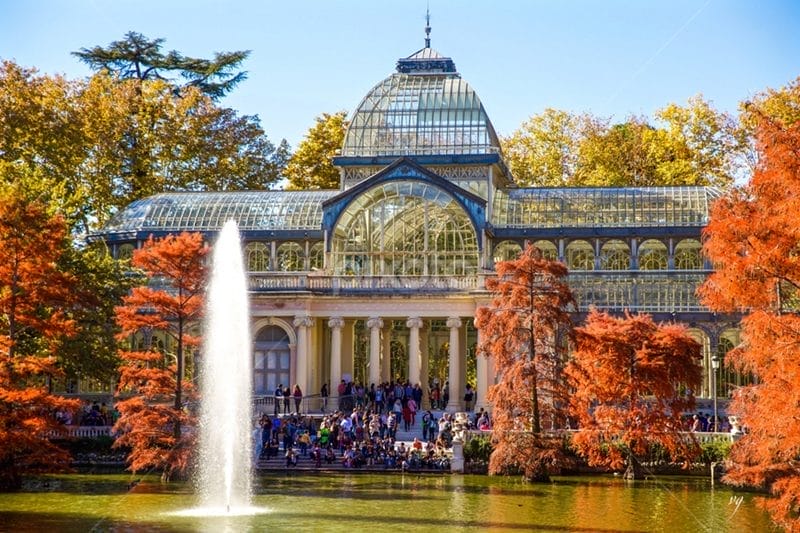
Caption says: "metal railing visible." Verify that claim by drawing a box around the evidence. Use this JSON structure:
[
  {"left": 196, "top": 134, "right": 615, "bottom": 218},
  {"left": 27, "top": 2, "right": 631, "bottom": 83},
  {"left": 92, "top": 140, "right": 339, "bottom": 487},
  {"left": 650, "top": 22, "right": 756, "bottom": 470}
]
[{"left": 248, "top": 271, "right": 713, "bottom": 312}]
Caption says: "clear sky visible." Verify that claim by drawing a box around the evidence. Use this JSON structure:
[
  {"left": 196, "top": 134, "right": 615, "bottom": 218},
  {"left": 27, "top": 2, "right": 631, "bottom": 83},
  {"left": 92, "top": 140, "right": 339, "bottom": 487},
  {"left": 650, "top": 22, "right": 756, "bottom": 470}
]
[{"left": 1, "top": 0, "right": 799, "bottom": 148}]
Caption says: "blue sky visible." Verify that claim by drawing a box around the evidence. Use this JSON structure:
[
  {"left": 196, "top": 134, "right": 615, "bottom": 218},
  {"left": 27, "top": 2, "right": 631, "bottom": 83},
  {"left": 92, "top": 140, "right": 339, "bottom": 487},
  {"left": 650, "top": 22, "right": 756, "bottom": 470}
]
[{"left": 1, "top": 0, "right": 798, "bottom": 148}]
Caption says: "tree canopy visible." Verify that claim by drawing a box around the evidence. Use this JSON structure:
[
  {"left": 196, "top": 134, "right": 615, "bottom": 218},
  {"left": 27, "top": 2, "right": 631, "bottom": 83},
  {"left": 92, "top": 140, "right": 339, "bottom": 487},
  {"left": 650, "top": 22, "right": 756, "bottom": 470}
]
[
  {"left": 73, "top": 31, "right": 249, "bottom": 100},
  {"left": 113, "top": 232, "right": 208, "bottom": 481},
  {"left": 0, "top": 186, "right": 81, "bottom": 490},
  {"left": 565, "top": 310, "right": 702, "bottom": 479},
  {"left": 0, "top": 60, "right": 287, "bottom": 232},
  {"left": 475, "top": 244, "right": 575, "bottom": 481},
  {"left": 700, "top": 113, "right": 800, "bottom": 530},
  {"left": 285, "top": 111, "right": 348, "bottom": 190},
  {"left": 502, "top": 96, "right": 747, "bottom": 187}
]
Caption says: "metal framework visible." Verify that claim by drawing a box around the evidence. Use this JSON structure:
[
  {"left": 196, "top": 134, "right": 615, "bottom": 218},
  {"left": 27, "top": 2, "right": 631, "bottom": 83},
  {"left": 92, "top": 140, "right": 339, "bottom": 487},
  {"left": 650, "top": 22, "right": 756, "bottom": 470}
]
[
  {"left": 493, "top": 187, "right": 722, "bottom": 228},
  {"left": 341, "top": 57, "right": 500, "bottom": 157},
  {"left": 331, "top": 180, "right": 479, "bottom": 276},
  {"left": 102, "top": 191, "right": 337, "bottom": 237}
]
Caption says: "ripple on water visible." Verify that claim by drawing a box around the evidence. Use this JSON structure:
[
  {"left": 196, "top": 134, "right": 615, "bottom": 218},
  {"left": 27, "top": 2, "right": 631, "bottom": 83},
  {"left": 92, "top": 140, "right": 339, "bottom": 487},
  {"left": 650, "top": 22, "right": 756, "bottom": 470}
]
[{"left": 168, "top": 506, "right": 271, "bottom": 518}]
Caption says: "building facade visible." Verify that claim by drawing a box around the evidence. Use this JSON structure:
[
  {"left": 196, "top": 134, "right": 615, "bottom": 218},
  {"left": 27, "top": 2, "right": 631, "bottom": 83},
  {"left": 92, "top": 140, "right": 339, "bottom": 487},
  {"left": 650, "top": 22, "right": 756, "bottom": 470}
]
[{"left": 97, "top": 42, "right": 743, "bottom": 410}]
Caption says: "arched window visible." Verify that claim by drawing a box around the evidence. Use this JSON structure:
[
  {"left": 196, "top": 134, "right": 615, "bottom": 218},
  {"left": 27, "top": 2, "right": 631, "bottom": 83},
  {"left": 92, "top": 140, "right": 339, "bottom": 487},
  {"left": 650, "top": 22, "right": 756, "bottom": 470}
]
[
  {"left": 331, "top": 181, "right": 479, "bottom": 276},
  {"left": 717, "top": 329, "right": 754, "bottom": 398},
  {"left": 253, "top": 325, "right": 291, "bottom": 396},
  {"left": 600, "top": 240, "right": 630, "bottom": 270},
  {"left": 638, "top": 239, "right": 668, "bottom": 270},
  {"left": 566, "top": 240, "right": 594, "bottom": 271},
  {"left": 245, "top": 242, "right": 270, "bottom": 272},
  {"left": 117, "top": 243, "right": 135, "bottom": 260},
  {"left": 277, "top": 242, "right": 304, "bottom": 272},
  {"left": 493, "top": 241, "right": 522, "bottom": 263},
  {"left": 687, "top": 328, "right": 711, "bottom": 398},
  {"left": 309, "top": 242, "right": 324, "bottom": 271},
  {"left": 675, "top": 239, "right": 703, "bottom": 270},
  {"left": 532, "top": 240, "right": 558, "bottom": 261}
]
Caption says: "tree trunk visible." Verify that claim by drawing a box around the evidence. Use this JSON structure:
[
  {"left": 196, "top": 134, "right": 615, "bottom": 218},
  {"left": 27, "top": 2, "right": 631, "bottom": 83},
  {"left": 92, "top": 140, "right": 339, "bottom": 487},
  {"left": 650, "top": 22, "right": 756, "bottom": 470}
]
[{"left": 623, "top": 453, "right": 644, "bottom": 480}]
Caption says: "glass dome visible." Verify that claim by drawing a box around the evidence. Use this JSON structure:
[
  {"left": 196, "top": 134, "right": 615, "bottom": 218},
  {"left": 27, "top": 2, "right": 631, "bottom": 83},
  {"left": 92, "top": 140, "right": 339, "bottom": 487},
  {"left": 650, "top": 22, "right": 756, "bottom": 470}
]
[
  {"left": 341, "top": 47, "right": 501, "bottom": 158},
  {"left": 101, "top": 190, "right": 338, "bottom": 237}
]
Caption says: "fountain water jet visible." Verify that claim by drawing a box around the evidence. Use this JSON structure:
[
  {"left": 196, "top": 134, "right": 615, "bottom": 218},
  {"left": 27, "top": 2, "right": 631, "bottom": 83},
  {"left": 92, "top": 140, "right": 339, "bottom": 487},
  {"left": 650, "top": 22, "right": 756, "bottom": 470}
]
[{"left": 191, "top": 219, "right": 260, "bottom": 515}]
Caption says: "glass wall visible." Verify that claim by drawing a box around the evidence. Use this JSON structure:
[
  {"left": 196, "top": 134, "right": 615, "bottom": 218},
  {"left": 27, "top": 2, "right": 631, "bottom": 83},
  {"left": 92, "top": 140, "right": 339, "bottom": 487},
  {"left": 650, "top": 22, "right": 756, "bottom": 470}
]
[{"left": 331, "top": 181, "right": 479, "bottom": 276}]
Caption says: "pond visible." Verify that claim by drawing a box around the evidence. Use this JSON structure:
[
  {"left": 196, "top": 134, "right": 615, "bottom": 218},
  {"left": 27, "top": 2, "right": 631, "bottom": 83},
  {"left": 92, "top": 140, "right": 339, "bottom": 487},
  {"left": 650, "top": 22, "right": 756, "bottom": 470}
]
[{"left": 0, "top": 472, "right": 775, "bottom": 532}]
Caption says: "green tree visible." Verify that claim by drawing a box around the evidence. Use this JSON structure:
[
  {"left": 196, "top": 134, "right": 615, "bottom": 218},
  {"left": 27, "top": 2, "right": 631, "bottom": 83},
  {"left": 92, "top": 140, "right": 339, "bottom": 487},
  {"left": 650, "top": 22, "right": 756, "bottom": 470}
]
[
  {"left": 502, "top": 108, "right": 603, "bottom": 186},
  {"left": 503, "top": 96, "right": 746, "bottom": 188},
  {"left": 73, "top": 31, "right": 249, "bottom": 100},
  {"left": 0, "top": 61, "right": 287, "bottom": 231},
  {"left": 57, "top": 242, "right": 143, "bottom": 386},
  {"left": 285, "top": 111, "right": 348, "bottom": 190}
]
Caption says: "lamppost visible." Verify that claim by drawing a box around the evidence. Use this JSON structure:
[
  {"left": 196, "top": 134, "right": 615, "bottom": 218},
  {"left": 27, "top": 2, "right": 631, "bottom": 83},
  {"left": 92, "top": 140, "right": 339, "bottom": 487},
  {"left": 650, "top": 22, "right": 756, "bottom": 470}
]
[{"left": 711, "top": 354, "right": 720, "bottom": 432}]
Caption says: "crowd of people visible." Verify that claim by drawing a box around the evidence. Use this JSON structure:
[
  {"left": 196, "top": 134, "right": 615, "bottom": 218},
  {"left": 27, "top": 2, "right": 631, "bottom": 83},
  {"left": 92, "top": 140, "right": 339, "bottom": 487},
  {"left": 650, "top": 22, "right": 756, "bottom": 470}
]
[
  {"left": 55, "top": 401, "right": 118, "bottom": 426},
  {"left": 256, "top": 404, "right": 477, "bottom": 471}
]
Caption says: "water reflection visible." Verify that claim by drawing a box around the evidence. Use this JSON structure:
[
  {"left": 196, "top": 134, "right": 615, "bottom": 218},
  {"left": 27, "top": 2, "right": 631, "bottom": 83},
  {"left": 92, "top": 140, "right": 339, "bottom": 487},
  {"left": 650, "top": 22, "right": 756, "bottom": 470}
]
[{"left": 1, "top": 473, "right": 774, "bottom": 532}]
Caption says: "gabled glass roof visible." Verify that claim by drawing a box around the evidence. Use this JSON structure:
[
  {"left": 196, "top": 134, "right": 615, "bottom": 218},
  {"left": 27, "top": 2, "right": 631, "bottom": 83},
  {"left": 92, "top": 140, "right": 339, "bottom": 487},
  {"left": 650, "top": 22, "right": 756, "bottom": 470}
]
[
  {"left": 341, "top": 47, "right": 500, "bottom": 158},
  {"left": 101, "top": 191, "right": 338, "bottom": 235},
  {"left": 492, "top": 186, "right": 723, "bottom": 228}
]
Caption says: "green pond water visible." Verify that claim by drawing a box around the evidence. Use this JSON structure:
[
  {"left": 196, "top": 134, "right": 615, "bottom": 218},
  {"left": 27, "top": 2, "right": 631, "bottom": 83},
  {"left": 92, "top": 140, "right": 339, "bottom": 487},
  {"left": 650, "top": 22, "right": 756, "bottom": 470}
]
[{"left": 0, "top": 472, "right": 775, "bottom": 532}]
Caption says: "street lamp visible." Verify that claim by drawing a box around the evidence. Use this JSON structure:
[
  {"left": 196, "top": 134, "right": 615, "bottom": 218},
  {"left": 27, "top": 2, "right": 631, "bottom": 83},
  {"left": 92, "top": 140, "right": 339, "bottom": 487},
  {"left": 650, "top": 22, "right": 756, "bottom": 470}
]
[{"left": 711, "top": 355, "right": 720, "bottom": 432}]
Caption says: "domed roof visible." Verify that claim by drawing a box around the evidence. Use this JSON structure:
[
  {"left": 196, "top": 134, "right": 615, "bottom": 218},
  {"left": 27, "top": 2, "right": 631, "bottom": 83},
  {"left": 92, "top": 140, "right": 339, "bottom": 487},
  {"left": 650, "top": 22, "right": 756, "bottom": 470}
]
[{"left": 340, "top": 45, "right": 500, "bottom": 158}]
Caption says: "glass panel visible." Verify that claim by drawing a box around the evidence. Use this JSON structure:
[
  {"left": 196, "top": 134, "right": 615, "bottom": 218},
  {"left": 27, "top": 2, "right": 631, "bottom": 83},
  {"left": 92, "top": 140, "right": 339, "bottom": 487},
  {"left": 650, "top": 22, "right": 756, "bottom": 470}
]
[{"left": 332, "top": 180, "right": 479, "bottom": 276}]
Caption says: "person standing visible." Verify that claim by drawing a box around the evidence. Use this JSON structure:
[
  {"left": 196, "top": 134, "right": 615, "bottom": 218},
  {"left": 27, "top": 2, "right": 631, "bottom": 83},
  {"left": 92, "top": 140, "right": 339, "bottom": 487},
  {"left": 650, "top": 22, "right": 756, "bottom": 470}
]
[
  {"left": 283, "top": 385, "right": 291, "bottom": 414},
  {"left": 274, "top": 384, "right": 283, "bottom": 417},
  {"left": 321, "top": 382, "right": 329, "bottom": 412},
  {"left": 293, "top": 384, "right": 303, "bottom": 414}
]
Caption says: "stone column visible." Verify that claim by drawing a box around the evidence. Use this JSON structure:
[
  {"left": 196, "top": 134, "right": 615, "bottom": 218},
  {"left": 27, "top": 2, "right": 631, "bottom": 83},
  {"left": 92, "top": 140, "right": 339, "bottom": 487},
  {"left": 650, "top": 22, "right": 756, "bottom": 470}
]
[
  {"left": 367, "top": 317, "right": 383, "bottom": 387},
  {"left": 381, "top": 323, "right": 392, "bottom": 383},
  {"left": 341, "top": 320, "right": 354, "bottom": 379},
  {"left": 293, "top": 315, "right": 314, "bottom": 398},
  {"left": 406, "top": 317, "right": 423, "bottom": 387},
  {"left": 420, "top": 322, "right": 430, "bottom": 408},
  {"left": 474, "top": 322, "right": 489, "bottom": 411},
  {"left": 446, "top": 316, "right": 462, "bottom": 412},
  {"left": 328, "top": 317, "right": 345, "bottom": 391}
]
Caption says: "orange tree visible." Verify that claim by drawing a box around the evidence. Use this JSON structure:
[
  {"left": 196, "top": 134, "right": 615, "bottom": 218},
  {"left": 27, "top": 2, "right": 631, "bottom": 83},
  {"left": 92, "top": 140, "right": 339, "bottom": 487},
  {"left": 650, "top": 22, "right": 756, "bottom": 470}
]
[
  {"left": 565, "top": 310, "right": 702, "bottom": 480},
  {"left": 0, "top": 187, "right": 80, "bottom": 490},
  {"left": 699, "top": 113, "right": 800, "bottom": 530},
  {"left": 475, "top": 244, "right": 575, "bottom": 481},
  {"left": 113, "top": 232, "right": 207, "bottom": 481}
]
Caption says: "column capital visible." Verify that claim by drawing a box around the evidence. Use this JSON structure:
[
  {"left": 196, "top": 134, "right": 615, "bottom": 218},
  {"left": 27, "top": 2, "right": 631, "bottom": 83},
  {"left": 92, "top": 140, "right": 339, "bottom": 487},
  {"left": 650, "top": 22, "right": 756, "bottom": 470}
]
[
  {"left": 293, "top": 315, "right": 314, "bottom": 329},
  {"left": 446, "top": 316, "right": 462, "bottom": 330},
  {"left": 406, "top": 316, "right": 424, "bottom": 330},
  {"left": 327, "top": 316, "right": 345, "bottom": 330},
  {"left": 366, "top": 316, "right": 384, "bottom": 330}
]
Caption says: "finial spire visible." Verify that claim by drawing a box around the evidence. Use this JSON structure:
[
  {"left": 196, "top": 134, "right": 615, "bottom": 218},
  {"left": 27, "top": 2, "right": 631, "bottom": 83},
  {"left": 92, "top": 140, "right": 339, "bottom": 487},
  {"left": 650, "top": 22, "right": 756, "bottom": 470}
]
[{"left": 424, "top": 6, "right": 431, "bottom": 48}]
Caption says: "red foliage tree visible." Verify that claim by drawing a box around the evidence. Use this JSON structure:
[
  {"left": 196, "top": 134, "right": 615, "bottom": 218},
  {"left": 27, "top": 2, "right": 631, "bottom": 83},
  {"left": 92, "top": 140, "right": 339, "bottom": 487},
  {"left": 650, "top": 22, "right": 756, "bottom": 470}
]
[
  {"left": 113, "top": 232, "right": 208, "bottom": 481},
  {"left": 565, "top": 310, "right": 702, "bottom": 479},
  {"left": 0, "top": 189, "right": 80, "bottom": 490},
  {"left": 475, "top": 244, "right": 575, "bottom": 481},
  {"left": 700, "top": 114, "right": 800, "bottom": 529}
]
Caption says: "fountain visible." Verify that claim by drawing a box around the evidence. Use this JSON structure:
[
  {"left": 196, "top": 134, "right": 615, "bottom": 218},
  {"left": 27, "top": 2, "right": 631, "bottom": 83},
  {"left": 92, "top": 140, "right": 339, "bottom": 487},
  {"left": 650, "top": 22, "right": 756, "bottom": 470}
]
[{"left": 191, "top": 219, "right": 260, "bottom": 515}]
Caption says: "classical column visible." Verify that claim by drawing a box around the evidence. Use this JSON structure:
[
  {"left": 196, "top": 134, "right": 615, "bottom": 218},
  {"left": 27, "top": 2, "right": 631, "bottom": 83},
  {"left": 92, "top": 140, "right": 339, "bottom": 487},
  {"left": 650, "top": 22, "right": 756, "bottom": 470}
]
[
  {"left": 420, "top": 322, "right": 430, "bottom": 408},
  {"left": 341, "top": 320, "right": 354, "bottom": 380},
  {"left": 367, "top": 317, "right": 383, "bottom": 386},
  {"left": 446, "top": 316, "right": 463, "bottom": 412},
  {"left": 381, "top": 322, "right": 391, "bottom": 383},
  {"left": 474, "top": 322, "right": 489, "bottom": 411},
  {"left": 328, "top": 317, "right": 345, "bottom": 391},
  {"left": 406, "top": 317, "right": 423, "bottom": 387},
  {"left": 293, "top": 315, "right": 314, "bottom": 398}
]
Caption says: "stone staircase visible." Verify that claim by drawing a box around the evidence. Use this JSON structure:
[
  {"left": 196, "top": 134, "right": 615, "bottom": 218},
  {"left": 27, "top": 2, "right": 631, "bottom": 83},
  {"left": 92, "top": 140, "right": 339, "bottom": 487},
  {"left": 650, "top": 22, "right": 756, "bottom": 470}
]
[{"left": 255, "top": 410, "right": 452, "bottom": 472}]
